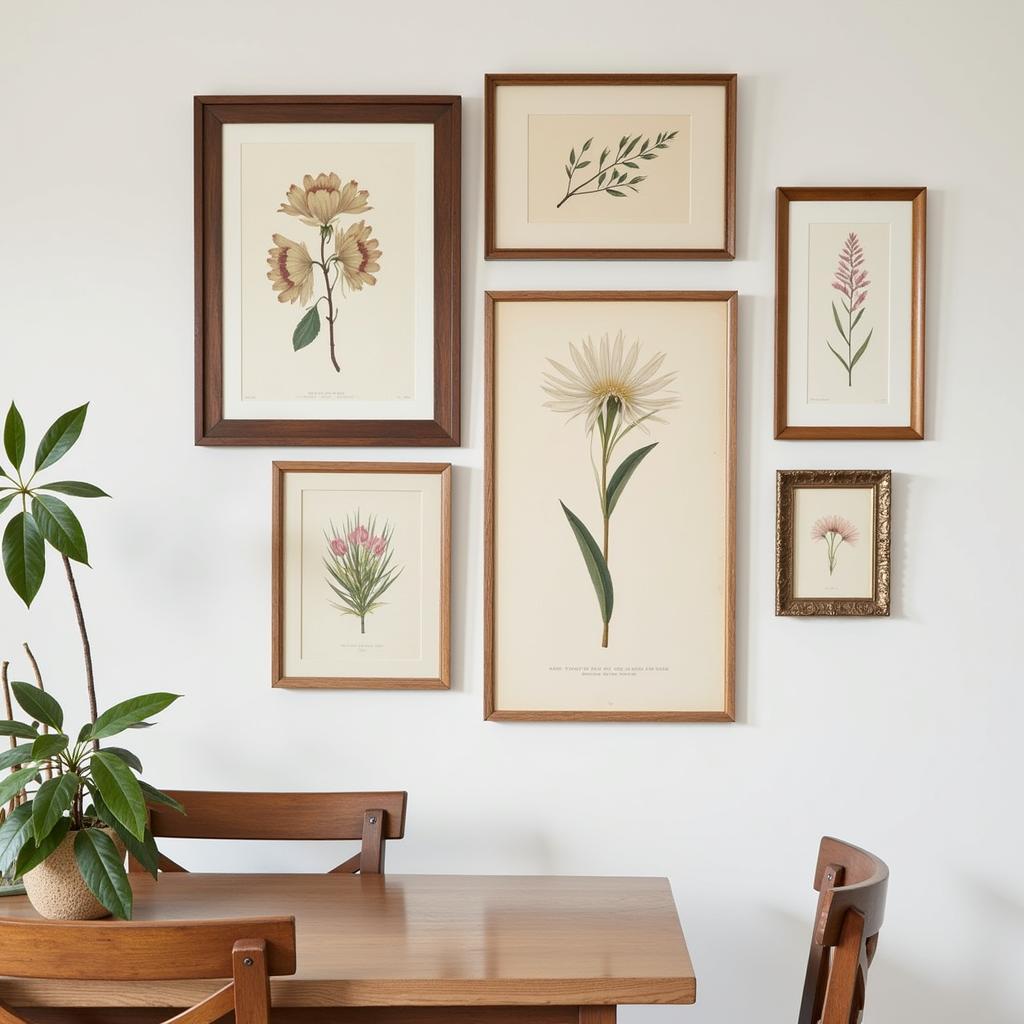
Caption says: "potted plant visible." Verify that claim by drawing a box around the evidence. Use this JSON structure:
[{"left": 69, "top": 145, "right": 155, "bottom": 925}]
[{"left": 0, "top": 402, "right": 184, "bottom": 919}]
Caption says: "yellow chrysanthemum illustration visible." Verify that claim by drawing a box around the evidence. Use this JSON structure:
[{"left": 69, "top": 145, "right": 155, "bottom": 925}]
[
  {"left": 335, "top": 221, "right": 383, "bottom": 291},
  {"left": 278, "top": 173, "right": 371, "bottom": 227},
  {"left": 266, "top": 234, "right": 314, "bottom": 305}
]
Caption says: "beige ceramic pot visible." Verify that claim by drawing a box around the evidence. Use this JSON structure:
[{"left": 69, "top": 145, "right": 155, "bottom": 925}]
[{"left": 22, "top": 828, "right": 125, "bottom": 920}]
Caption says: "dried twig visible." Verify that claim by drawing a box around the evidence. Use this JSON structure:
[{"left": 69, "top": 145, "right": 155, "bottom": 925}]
[
  {"left": 62, "top": 555, "right": 99, "bottom": 751},
  {"left": 1, "top": 662, "right": 20, "bottom": 812},
  {"left": 23, "top": 643, "right": 54, "bottom": 780}
]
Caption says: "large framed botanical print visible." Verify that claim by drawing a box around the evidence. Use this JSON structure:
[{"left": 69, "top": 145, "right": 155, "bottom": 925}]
[
  {"left": 485, "top": 292, "right": 736, "bottom": 721},
  {"left": 195, "top": 96, "right": 461, "bottom": 446},
  {"left": 272, "top": 462, "right": 451, "bottom": 689},
  {"left": 775, "top": 187, "right": 926, "bottom": 439},
  {"left": 485, "top": 74, "right": 736, "bottom": 260}
]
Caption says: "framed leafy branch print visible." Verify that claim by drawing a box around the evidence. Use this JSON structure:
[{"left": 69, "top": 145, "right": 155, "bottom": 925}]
[
  {"left": 195, "top": 96, "right": 460, "bottom": 446},
  {"left": 775, "top": 187, "right": 926, "bottom": 439},
  {"left": 485, "top": 74, "right": 736, "bottom": 259},
  {"left": 485, "top": 292, "right": 736, "bottom": 722},
  {"left": 776, "top": 470, "right": 891, "bottom": 616},
  {"left": 272, "top": 462, "right": 451, "bottom": 689}
]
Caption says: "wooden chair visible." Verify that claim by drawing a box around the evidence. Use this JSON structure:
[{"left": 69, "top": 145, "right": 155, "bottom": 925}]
[
  {"left": 132, "top": 790, "right": 407, "bottom": 875},
  {"left": 0, "top": 915, "right": 295, "bottom": 1023},
  {"left": 798, "top": 836, "right": 889, "bottom": 1024}
]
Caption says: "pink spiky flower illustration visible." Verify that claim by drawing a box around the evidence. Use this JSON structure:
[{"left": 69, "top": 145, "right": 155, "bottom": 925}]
[
  {"left": 827, "top": 232, "right": 873, "bottom": 386},
  {"left": 811, "top": 514, "right": 859, "bottom": 576}
]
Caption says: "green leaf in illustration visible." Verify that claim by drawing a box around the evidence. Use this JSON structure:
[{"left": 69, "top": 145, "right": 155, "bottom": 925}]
[
  {"left": 15, "top": 817, "right": 71, "bottom": 876},
  {"left": 559, "top": 501, "right": 613, "bottom": 626},
  {"left": 34, "top": 403, "right": 88, "bottom": 473},
  {"left": 89, "top": 752, "right": 148, "bottom": 840},
  {"left": 2, "top": 511, "right": 45, "bottom": 606},
  {"left": 31, "top": 493, "right": 88, "bottom": 564},
  {"left": 138, "top": 781, "right": 186, "bottom": 815},
  {"left": 0, "top": 765, "right": 42, "bottom": 807},
  {"left": 569, "top": 146, "right": 576, "bottom": 164},
  {"left": 30, "top": 772, "right": 78, "bottom": 842},
  {"left": 605, "top": 442, "right": 659, "bottom": 517},
  {"left": 851, "top": 308, "right": 865, "bottom": 332},
  {"left": 827, "top": 342, "right": 850, "bottom": 372},
  {"left": 89, "top": 692, "right": 181, "bottom": 741},
  {"left": 3, "top": 403, "right": 25, "bottom": 471},
  {"left": 0, "top": 803, "right": 34, "bottom": 875},
  {"left": 606, "top": 189, "right": 626, "bottom": 197},
  {"left": 30, "top": 734, "right": 68, "bottom": 762},
  {"left": 74, "top": 828, "right": 133, "bottom": 919},
  {"left": 0, "top": 721, "right": 38, "bottom": 740},
  {"left": 831, "top": 302, "right": 848, "bottom": 342},
  {"left": 580, "top": 137, "right": 592, "bottom": 154},
  {"left": 11, "top": 680, "right": 64, "bottom": 731},
  {"left": 292, "top": 305, "right": 321, "bottom": 351},
  {"left": 89, "top": 786, "right": 160, "bottom": 880},
  {"left": 36, "top": 481, "right": 109, "bottom": 498},
  {"left": 850, "top": 328, "right": 874, "bottom": 369},
  {"left": 0, "top": 743, "right": 34, "bottom": 771}
]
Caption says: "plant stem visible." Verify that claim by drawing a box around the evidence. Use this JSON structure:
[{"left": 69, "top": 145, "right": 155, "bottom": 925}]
[
  {"left": 0, "top": 662, "right": 19, "bottom": 814},
  {"left": 320, "top": 232, "right": 340, "bottom": 373},
  {"left": 557, "top": 154, "right": 638, "bottom": 208},
  {"left": 62, "top": 555, "right": 99, "bottom": 751},
  {"left": 847, "top": 298, "right": 854, "bottom": 387}
]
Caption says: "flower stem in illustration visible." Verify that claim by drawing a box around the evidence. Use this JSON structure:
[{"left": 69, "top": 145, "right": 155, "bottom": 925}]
[
  {"left": 827, "top": 232, "right": 872, "bottom": 386},
  {"left": 811, "top": 515, "right": 859, "bottom": 575},
  {"left": 323, "top": 513, "right": 402, "bottom": 634},
  {"left": 556, "top": 131, "right": 678, "bottom": 209},
  {"left": 543, "top": 332, "right": 677, "bottom": 647}
]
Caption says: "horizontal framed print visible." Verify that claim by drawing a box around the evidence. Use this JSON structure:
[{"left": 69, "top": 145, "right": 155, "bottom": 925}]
[
  {"left": 272, "top": 461, "right": 451, "bottom": 688},
  {"left": 775, "top": 187, "right": 926, "bottom": 439},
  {"left": 776, "top": 470, "right": 891, "bottom": 617},
  {"left": 485, "top": 291, "right": 736, "bottom": 722},
  {"left": 485, "top": 74, "right": 736, "bottom": 260},
  {"left": 195, "top": 95, "right": 460, "bottom": 446}
]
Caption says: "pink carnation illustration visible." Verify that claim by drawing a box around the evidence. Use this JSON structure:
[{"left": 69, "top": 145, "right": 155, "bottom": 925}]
[
  {"left": 348, "top": 524, "right": 370, "bottom": 546},
  {"left": 329, "top": 537, "right": 348, "bottom": 557},
  {"left": 325, "top": 514, "right": 403, "bottom": 635},
  {"left": 811, "top": 514, "right": 859, "bottom": 576},
  {"left": 827, "top": 232, "right": 873, "bottom": 386}
]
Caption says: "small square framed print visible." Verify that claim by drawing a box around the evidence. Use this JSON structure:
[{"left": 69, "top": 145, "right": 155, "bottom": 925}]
[
  {"left": 272, "top": 462, "right": 451, "bottom": 688},
  {"left": 776, "top": 470, "right": 891, "bottom": 616},
  {"left": 485, "top": 74, "right": 736, "bottom": 260},
  {"left": 775, "top": 187, "right": 926, "bottom": 439}
]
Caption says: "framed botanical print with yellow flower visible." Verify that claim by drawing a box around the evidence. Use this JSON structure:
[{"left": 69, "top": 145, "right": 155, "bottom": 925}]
[{"left": 195, "top": 95, "right": 460, "bottom": 446}]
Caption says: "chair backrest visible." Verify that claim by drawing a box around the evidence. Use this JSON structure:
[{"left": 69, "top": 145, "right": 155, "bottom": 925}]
[
  {"left": 132, "top": 790, "right": 407, "bottom": 875},
  {"left": 797, "top": 836, "right": 889, "bottom": 1024},
  {"left": 0, "top": 915, "right": 295, "bottom": 1024}
]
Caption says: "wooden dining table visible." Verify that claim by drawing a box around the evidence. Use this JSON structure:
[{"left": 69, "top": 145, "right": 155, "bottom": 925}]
[{"left": 0, "top": 872, "right": 696, "bottom": 1022}]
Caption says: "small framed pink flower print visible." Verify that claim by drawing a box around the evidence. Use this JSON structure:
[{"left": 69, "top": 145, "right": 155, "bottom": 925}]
[
  {"left": 775, "top": 188, "right": 926, "bottom": 439},
  {"left": 776, "top": 470, "right": 891, "bottom": 616}
]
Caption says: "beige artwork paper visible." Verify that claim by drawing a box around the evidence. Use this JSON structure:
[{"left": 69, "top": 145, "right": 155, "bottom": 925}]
[
  {"left": 492, "top": 299, "right": 732, "bottom": 714},
  {"left": 792, "top": 487, "right": 875, "bottom": 600}
]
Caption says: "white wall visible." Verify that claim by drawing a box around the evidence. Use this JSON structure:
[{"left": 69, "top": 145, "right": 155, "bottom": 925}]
[{"left": 2, "top": 1, "right": 1022, "bottom": 1020}]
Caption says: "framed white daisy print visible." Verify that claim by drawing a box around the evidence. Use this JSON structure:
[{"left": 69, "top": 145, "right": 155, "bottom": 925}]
[
  {"left": 194, "top": 95, "right": 461, "bottom": 447},
  {"left": 485, "top": 291, "right": 737, "bottom": 722}
]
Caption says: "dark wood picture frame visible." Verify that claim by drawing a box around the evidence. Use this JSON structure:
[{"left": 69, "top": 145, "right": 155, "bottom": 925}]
[
  {"left": 272, "top": 461, "right": 452, "bottom": 689},
  {"left": 484, "top": 291, "right": 737, "bottom": 722},
  {"left": 775, "top": 187, "right": 926, "bottom": 440},
  {"left": 775, "top": 469, "right": 891, "bottom": 617},
  {"left": 195, "top": 96, "right": 461, "bottom": 446},
  {"left": 484, "top": 74, "right": 736, "bottom": 260}
]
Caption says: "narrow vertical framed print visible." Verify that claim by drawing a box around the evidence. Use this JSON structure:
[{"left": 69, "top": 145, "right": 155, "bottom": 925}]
[
  {"left": 775, "top": 187, "right": 926, "bottom": 439},
  {"left": 195, "top": 96, "right": 460, "bottom": 446},
  {"left": 485, "top": 292, "right": 736, "bottom": 721},
  {"left": 776, "top": 469, "right": 891, "bottom": 616},
  {"left": 485, "top": 74, "right": 736, "bottom": 260},
  {"left": 272, "top": 462, "right": 451, "bottom": 689}
]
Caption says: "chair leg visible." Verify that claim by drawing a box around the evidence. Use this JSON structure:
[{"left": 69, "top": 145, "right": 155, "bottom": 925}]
[
  {"left": 360, "top": 808, "right": 386, "bottom": 874},
  {"left": 232, "top": 939, "right": 271, "bottom": 1024}
]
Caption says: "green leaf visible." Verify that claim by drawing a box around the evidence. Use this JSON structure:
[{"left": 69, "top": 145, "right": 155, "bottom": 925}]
[
  {"left": 34, "top": 404, "right": 88, "bottom": 473},
  {"left": 90, "top": 787, "right": 159, "bottom": 880},
  {"left": 292, "top": 305, "right": 320, "bottom": 351},
  {"left": 11, "top": 680, "right": 63, "bottom": 730},
  {"left": 77, "top": 723, "right": 93, "bottom": 744},
  {"left": 639, "top": 152, "right": 658, "bottom": 160},
  {"left": 0, "top": 494, "right": 15, "bottom": 516},
  {"left": 2, "top": 511, "right": 46, "bottom": 606},
  {"left": 606, "top": 189, "right": 626, "bottom": 197},
  {"left": 31, "top": 494, "right": 88, "bottom": 564},
  {"left": 89, "top": 692, "right": 181, "bottom": 741},
  {"left": 0, "top": 803, "right": 34, "bottom": 876},
  {"left": 850, "top": 328, "right": 874, "bottom": 370},
  {"left": 102, "top": 747, "right": 142, "bottom": 773},
  {"left": 30, "top": 734, "right": 68, "bottom": 761},
  {"left": 581, "top": 137, "right": 592, "bottom": 153},
  {"left": 605, "top": 443, "right": 658, "bottom": 516},
  {"left": 569, "top": 147, "right": 576, "bottom": 164},
  {"left": 16, "top": 817, "right": 71, "bottom": 876},
  {"left": 30, "top": 772, "right": 78, "bottom": 842},
  {"left": 827, "top": 342, "right": 850, "bottom": 372},
  {"left": 37, "top": 481, "right": 109, "bottom": 498},
  {"left": 139, "top": 781, "right": 186, "bottom": 815},
  {"left": 0, "top": 744, "right": 34, "bottom": 771},
  {"left": 0, "top": 720, "right": 39, "bottom": 740},
  {"left": 624, "top": 161, "right": 639, "bottom": 169},
  {"left": 89, "top": 752, "right": 147, "bottom": 840},
  {"left": 599, "top": 147, "right": 609, "bottom": 167},
  {"left": 851, "top": 308, "right": 865, "bottom": 332},
  {"left": 0, "top": 765, "right": 41, "bottom": 806},
  {"left": 74, "top": 828, "right": 133, "bottom": 919},
  {"left": 559, "top": 502, "right": 613, "bottom": 626},
  {"left": 831, "top": 302, "right": 849, "bottom": 343},
  {"left": 3, "top": 404, "right": 25, "bottom": 470}
]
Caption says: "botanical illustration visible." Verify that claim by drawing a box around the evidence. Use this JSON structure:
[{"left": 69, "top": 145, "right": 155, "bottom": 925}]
[
  {"left": 323, "top": 513, "right": 402, "bottom": 635},
  {"left": 811, "top": 515, "right": 859, "bottom": 576},
  {"left": 827, "top": 231, "right": 872, "bottom": 385},
  {"left": 556, "top": 131, "right": 678, "bottom": 209},
  {"left": 543, "top": 331, "right": 677, "bottom": 647},
  {"left": 267, "top": 173, "right": 383, "bottom": 373}
]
